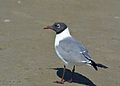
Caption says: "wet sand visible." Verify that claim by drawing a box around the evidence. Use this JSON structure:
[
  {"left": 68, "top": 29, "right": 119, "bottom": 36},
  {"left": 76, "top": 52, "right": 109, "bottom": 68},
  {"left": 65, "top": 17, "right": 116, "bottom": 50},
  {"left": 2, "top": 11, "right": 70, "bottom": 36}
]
[{"left": 0, "top": 0, "right": 120, "bottom": 86}]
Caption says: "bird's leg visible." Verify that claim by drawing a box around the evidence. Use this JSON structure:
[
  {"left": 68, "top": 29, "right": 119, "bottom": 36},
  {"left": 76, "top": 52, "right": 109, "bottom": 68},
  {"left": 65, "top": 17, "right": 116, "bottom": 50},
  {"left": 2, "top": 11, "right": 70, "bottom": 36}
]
[
  {"left": 68, "top": 65, "right": 75, "bottom": 83},
  {"left": 61, "top": 65, "right": 66, "bottom": 82},
  {"left": 54, "top": 65, "right": 66, "bottom": 84}
]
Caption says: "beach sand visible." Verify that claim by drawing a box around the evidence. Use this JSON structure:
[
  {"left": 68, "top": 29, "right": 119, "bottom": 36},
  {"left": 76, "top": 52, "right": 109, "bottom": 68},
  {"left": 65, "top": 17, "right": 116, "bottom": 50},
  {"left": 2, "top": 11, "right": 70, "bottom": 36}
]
[{"left": 0, "top": 0, "right": 120, "bottom": 86}]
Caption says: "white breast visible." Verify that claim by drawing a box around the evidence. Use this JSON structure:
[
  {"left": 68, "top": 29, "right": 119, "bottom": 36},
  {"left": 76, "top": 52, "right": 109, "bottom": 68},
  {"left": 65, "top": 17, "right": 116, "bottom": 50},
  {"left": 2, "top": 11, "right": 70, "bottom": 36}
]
[
  {"left": 54, "top": 28, "right": 71, "bottom": 64},
  {"left": 55, "top": 28, "right": 71, "bottom": 46}
]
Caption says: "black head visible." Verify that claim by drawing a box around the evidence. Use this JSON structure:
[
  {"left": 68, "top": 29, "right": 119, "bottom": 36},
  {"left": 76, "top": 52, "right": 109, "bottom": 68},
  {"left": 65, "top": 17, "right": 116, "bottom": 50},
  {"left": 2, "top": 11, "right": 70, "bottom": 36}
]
[{"left": 44, "top": 22, "right": 67, "bottom": 34}]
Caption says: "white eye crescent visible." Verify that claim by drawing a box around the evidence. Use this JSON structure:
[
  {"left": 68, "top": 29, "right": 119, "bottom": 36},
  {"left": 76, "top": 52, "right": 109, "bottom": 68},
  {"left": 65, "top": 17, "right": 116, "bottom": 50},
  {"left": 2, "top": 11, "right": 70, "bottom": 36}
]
[{"left": 56, "top": 24, "right": 60, "bottom": 28}]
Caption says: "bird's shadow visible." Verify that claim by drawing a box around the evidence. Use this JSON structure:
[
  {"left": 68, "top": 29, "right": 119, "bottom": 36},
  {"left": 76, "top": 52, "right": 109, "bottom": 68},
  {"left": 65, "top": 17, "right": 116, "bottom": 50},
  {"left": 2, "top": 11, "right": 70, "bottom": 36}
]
[{"left": 51, "top": 68, "right": 96, "bottom": 86}]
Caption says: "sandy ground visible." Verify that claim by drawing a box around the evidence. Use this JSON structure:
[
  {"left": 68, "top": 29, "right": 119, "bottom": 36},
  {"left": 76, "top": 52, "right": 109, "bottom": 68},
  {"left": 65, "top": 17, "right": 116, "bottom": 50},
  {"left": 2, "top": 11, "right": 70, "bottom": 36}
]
[{"left": 0, "top": 0, "right": 120, "bottom": 86}]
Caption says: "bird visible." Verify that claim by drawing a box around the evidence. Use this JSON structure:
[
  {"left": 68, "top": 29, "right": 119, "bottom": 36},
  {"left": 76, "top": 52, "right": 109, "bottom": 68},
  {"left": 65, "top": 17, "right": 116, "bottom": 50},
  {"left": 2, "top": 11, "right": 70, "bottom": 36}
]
[{"left": 44, "top": 22, "right": 98, "bottom": 84}]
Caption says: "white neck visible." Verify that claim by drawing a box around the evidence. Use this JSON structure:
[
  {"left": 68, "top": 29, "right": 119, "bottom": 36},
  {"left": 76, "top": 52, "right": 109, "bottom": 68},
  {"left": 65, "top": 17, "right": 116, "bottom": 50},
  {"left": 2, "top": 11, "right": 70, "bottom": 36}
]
[{"left": 55, "top": 28, "right": 71, "bottom": 46}]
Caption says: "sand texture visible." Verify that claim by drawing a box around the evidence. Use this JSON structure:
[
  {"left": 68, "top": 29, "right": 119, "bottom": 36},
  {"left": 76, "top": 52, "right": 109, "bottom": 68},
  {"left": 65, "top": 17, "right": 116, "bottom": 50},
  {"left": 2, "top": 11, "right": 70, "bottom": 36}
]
[{"left": 0, "top": 0, "right": 120, "bottom": 86}]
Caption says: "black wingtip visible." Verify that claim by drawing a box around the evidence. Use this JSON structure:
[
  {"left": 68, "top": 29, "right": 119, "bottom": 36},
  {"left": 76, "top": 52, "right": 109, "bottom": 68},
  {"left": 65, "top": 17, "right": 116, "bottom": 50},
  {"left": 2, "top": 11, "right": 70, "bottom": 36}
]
[
  {"left": 90, "top": 60, "right": 98, "bottom": 71},
  {"left": 96, "top": 63, "right": 108, "bottom": 69}
]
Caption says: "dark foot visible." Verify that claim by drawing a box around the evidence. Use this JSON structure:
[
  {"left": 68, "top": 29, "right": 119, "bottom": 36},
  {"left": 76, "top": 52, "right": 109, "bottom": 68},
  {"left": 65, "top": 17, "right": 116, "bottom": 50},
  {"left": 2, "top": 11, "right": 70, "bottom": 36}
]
[{"left": 53, "top": 81, "right": 64, "bottom": 84}]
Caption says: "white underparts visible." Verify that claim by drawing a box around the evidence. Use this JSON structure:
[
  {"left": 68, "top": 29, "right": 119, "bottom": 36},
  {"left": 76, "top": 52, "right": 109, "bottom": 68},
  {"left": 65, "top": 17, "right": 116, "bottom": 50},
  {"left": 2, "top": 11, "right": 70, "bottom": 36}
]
[
  {"left": 55, "top": 28, "right": 71, "bottom": 46},
  {"left": 55, "top": 28, "right": 71, "bottom": 64}
]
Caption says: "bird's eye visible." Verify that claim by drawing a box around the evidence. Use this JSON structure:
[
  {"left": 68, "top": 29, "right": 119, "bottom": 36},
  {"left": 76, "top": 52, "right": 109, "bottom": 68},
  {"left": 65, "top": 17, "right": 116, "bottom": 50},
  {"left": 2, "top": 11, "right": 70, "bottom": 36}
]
[{"left": 55, "top": 24, "right": 60, "bottom": 28}]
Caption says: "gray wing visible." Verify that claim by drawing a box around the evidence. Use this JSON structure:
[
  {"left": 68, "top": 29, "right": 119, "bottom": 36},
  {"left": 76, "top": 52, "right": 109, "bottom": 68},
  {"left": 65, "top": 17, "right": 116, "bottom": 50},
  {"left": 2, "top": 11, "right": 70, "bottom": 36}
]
[{"left": 56, "top": 37, "right": 91, "bottom": 64}]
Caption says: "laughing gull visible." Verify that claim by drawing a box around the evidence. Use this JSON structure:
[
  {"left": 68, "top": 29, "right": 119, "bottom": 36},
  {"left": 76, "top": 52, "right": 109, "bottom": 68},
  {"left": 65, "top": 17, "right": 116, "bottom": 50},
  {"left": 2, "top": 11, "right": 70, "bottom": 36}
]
[{"left": 44, "top": 22, "right": 98, "bottom": 84}]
